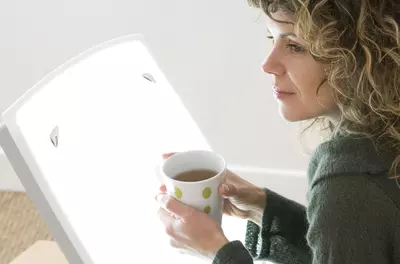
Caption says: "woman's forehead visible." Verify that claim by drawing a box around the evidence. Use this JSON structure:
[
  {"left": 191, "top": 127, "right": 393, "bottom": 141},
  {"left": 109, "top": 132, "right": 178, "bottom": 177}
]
[{"left": 266, "top": 13, "right": 295, "bottom": 35}]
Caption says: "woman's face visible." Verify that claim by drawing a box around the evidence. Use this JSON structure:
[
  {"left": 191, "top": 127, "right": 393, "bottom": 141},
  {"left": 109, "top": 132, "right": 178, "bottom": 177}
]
[{"left": 263, "top": 11, "right": 338, "bottom": 122}]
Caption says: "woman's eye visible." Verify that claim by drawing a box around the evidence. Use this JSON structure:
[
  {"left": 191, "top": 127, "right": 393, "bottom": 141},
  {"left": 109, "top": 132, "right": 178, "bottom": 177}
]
[
  {"left": 266, "top": 35, "right": 275, "bottom": 44},
  {"left": 286, "top": 42, "right": 305, "bottom": 53}
]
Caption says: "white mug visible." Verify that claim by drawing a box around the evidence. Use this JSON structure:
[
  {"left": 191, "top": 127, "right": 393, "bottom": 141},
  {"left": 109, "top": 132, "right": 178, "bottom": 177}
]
[{"left": 161, "top": 150, "right": 227, "bottom": 224}]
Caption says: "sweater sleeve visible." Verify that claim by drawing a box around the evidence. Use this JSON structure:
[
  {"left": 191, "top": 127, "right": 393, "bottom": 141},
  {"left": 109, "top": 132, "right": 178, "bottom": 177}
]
[
  {"left": 213, "top": 175, "right": 396, "bottom": 264},
  {"left": 245, "top": 189, "right": 311, "bottom": 263},
  {"left": 307, "top": 175, "right": 395, "bottom": 264},
  {"left": 212, "top": 241, "right": 253, "bottom": 264},
  {"left": 212, "top": 188, "right": 310, "bottom": 264}
]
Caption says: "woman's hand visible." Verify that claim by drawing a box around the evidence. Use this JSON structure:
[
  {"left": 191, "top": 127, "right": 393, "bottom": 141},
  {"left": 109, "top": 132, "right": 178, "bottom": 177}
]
[
  {"left": 156, "top": 191, "right": 229, "bottom": 260},
  {"left": 219, "top": 170, "right": 266, "bottom": 226},
  {"left": 161, "top": 152, "right": 267, "bottom": 226}
]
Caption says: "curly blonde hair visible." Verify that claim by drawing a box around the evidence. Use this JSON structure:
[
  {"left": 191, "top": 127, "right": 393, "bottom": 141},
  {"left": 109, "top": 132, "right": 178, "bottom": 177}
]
[{"left": 248, "top": 0, "right": 400, "bottom": 176}]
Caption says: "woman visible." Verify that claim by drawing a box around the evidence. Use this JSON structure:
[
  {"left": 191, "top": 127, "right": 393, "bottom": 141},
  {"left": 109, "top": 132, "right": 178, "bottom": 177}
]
[{"left": 156, "top": 0, "right": 400, "bottom": 263}]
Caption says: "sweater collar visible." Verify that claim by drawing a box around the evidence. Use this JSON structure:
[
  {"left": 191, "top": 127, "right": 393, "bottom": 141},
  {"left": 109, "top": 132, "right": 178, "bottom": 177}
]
[{"left": 308, "top": 135, "right": 397, "bottom": 184}]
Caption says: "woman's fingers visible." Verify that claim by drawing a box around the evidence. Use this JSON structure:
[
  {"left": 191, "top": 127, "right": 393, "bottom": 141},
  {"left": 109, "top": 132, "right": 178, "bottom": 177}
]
[
  {"left": 156, "top": 193, "right": 229, "bottom": 258},
  {"left": 158, "top": 207, "right": 172, "bottom": 225},
  {"left": 219, "top": 183, "right": 239, "bottom": 199},
  {"left": 223, "top": 198, "right": 248, "bottom": 219},
  {"left": 159, "top": 185, "right": 167, "bottom": 193},
  {"left": 162, "top": 152, "right": 176, "bottom": 159},
  {"left": 218, "top": 184, "right": 230, "bottom": 197},
  {"left": 156, "top": 194, "right": 194, "bottom": 222},
  {"left": 223, "top": 199, "right": 234, "bottom": 216}
]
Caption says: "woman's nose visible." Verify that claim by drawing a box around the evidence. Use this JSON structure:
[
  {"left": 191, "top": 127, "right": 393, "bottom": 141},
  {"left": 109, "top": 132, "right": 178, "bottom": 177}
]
[{"left": 261, "top": 54, "right": 285, "bottom": 76}]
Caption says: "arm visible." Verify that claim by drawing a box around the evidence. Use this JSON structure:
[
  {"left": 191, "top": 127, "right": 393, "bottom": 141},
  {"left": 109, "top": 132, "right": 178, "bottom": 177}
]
[
  {"left": 210, "top": 188, "right": 269, "bottom": 264},
  {"left": 214, "top": 174, "right": 397, "bottom": 264},
  {"left": 307, "top": 175, "right": 395, "bottom": 264},
  {"left": 212, "top": 181, "right": 311, "bottom": 264},
  {"left": 212, "top": 241, "right": 254, "bottom": 264},
  {"left": 245, "top": 189, "right": 311, "bottom": 263}
]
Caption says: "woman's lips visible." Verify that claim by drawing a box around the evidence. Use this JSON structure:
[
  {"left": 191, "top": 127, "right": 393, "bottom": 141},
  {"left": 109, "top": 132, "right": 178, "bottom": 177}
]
[{"left": 273, "top": 87, "right": 295, "bottom": 100}]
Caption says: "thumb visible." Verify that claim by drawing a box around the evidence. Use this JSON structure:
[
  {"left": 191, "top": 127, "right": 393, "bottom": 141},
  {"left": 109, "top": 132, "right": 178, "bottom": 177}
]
[
  {"left": 156, "top": 194, "right": 193, "bottom": 220},
  {"left": 219, "top": 183, "right": 239, "bottom": 198},
  {"left": 162, "top": 152, "right": 176, "bottom": 160}
]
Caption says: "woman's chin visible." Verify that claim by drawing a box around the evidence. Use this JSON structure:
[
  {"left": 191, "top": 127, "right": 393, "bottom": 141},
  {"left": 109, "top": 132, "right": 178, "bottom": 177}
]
[
  {"left": 280, "top": 113, "right": 303, "bottom": 122},
  {"left": 278, "top": 107, "right": 311, "bottom": 122},
  {"left": 278, "top": 104, "right": 339, "bottom": 123}
]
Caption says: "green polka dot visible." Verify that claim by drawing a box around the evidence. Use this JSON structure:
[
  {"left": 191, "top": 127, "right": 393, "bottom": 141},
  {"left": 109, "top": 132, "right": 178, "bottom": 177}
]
[
  {"left": 175, "top": 187, "right": 182, "bottom": 199},
  {"left": 202, "top": 187, "right": 212, "bottom": 199},
  {"left": 204, "top": 205, "right": 211, "bottom": 214}
]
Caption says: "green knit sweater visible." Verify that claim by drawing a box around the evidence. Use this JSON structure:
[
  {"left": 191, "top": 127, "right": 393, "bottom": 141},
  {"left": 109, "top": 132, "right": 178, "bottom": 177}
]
[{"left": 213, "top": 136, "right": 400, "bottom": 264}]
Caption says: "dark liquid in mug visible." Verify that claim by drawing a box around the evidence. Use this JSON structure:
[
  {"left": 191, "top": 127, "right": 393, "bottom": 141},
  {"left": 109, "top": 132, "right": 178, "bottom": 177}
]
[{"left": 174, "top": 169, "right": 218, "bottom": 182}]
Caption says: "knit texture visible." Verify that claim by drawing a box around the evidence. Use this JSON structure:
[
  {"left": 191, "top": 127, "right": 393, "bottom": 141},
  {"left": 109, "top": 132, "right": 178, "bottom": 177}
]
[
  {"left": 245, "top": 188, "right": 311, "bottom": 263},
  {"left": 213, "top": 135, "right": 400, "bottom": 264},
  {"left": 212, "top": 241, "right": 253, "bottom": 264}
]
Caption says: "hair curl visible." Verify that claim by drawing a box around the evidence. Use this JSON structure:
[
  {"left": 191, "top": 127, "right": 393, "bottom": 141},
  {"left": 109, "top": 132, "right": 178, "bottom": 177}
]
[{"left": 249, "top": 0, "right": 400, "bottom": 176}]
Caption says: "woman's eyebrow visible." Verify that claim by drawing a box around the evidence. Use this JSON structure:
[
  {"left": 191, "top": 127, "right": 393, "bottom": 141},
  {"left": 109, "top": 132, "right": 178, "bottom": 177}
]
[
  {"left": 279, "top": 32, "right": 297, "bottom": 38},
  {"left": 266, "top": 32, "right": 297, "bottom": 38}
]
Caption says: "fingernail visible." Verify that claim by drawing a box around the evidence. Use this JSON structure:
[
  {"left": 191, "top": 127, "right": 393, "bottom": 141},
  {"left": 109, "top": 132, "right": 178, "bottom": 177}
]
[
  {"left": 155, "top": 194, "right": 167, "bottom": 205},
  {"left": 162, "top": 153, "right": 172, "bottom": 158},
  {"left": 222, "top": 184, "right": 229, "bottom": 193}
]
